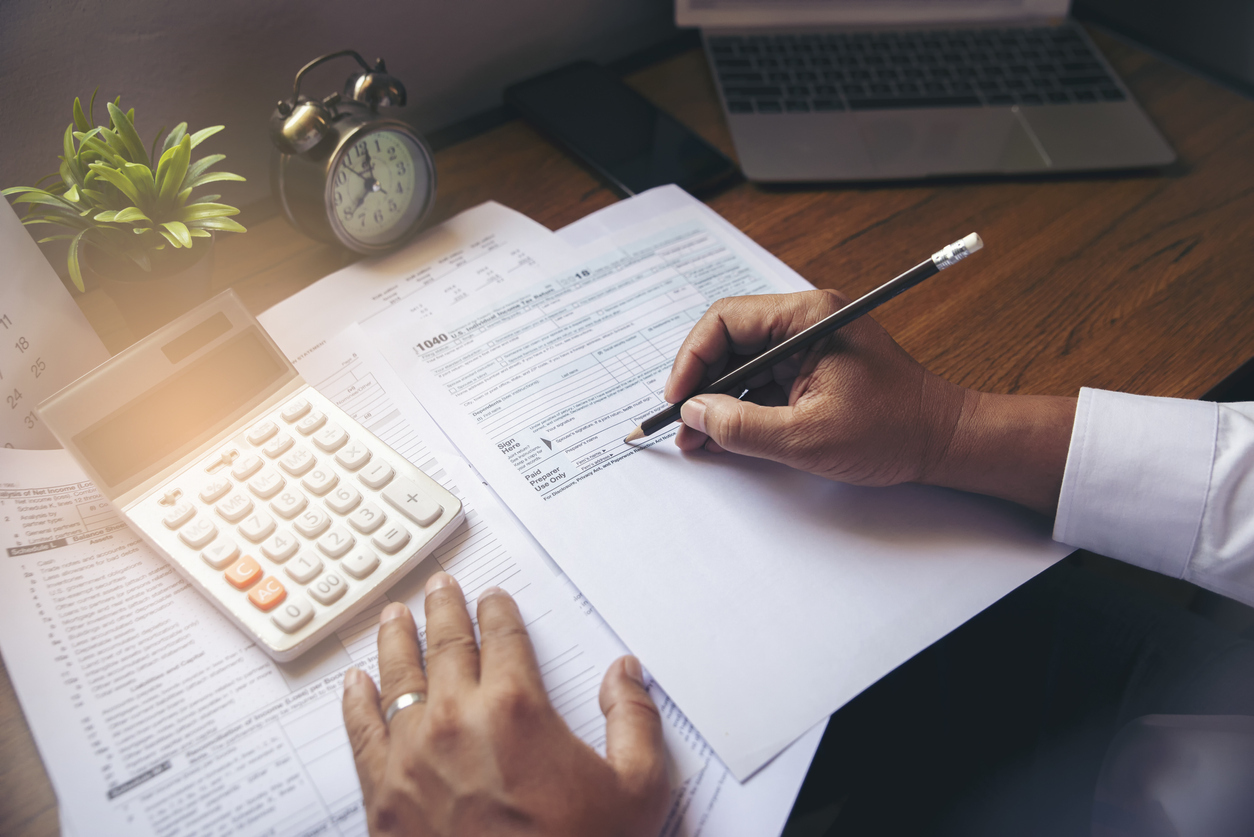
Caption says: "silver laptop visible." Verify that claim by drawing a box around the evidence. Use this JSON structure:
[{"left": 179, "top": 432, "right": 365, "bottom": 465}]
[{"left": 678, "top": 0, "right": 1176, "bottom": 180}]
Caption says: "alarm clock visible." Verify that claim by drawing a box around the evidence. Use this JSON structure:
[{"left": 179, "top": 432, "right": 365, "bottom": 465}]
[{"left": 269, "top": 50, "right": 437, "bottom": 254}]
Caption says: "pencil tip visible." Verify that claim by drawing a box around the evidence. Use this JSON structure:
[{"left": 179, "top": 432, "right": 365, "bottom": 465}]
[{"left": 624, "top": 426, "right": 644, "bottom": 444}]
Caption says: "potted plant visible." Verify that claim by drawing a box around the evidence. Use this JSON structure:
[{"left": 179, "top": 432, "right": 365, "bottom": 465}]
[{"left": 3, "top": 92, "right": 247, "bottom": 336}]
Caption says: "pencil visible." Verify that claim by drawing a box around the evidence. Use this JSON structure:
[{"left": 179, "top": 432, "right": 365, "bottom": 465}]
[{"left": 624, "top": 233, "right": 984, "bottom": 443}]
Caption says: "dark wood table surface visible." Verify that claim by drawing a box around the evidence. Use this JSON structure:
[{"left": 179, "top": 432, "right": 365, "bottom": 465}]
[{"left": 5, "top": 27, "right": 1254, "bottom": 836}]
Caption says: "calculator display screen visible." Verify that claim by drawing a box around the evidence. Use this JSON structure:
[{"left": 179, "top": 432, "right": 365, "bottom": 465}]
[{"left": 74, "top": 328, "right": 287, "bottom": 488}]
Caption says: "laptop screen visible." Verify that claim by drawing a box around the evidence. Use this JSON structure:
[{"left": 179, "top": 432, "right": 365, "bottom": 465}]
[{"left": 676, "top": 0, "right": 1071, "bottom": 28}]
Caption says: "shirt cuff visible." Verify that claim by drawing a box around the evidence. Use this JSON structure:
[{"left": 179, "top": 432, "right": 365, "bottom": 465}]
[{"left": 1053, "top": 388, "right": 1218, "bottom": 578}]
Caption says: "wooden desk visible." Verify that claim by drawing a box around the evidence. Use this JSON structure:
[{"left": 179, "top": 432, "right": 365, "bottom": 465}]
[{"left": 5, "top": 28, "right": 1254, "bottom": 836}]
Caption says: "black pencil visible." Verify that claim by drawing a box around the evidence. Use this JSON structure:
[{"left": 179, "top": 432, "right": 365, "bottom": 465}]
[{"left": 624, "top": 233, "right": 984, "bottom": 443}]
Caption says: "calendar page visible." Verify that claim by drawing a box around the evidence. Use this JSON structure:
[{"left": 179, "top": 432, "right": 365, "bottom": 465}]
[{"left": 0, "top": 199, "right": 110, "bottom": 449}]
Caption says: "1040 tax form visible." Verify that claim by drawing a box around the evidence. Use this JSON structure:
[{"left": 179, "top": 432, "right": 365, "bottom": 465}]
[{"left": 373, "top": 185, "right": 1071, "bottom": 779}]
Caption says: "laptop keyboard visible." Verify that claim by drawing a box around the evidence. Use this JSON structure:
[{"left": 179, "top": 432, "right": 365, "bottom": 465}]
[{"left": 709, "top": 24, "right": 1127, "bottom": 114}]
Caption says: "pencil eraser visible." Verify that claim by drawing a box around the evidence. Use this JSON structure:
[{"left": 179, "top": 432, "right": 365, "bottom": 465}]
[{"left": 961, "top": 233, "right": 983, "bottom": 253}]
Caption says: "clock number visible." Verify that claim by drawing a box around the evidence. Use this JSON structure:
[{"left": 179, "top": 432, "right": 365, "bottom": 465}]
[
  {"left": 334, "top": 191, "right": 343, "bottom": 206},
  {"left": 396, "top": 161, "right": 406, "bottom": 175},
  {"left": 335, "top": 169, "right": 348, "bottom": 186},
  {"left": 387, "top": 146, "right": 397, "bottom": 160},
  {"left": 388, "top": 200, "right": 398, "bottom": 213},
  {"left": 396, "top": 181, "right": 404, "bottom": 195},
  {"left": 374, "top": 138, "right": 381, "bottom": 152},
  {"left": 373, "top": 209, "right": 384, "bottom": 224}
]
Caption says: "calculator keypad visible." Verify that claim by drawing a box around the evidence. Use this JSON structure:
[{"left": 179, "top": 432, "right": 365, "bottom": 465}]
[{"left": 154, "top": 392, "right": 454, "bottom": 644}]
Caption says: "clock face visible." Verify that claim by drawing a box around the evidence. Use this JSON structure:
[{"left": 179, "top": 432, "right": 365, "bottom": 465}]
[{"left": 327, "top": 128, "right": 432, "bottom": 248}]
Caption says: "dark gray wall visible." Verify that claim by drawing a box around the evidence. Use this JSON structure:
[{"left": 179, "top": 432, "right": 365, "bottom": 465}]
[{"left": 0, "top": 0, "right": 675, "bottom": 208}]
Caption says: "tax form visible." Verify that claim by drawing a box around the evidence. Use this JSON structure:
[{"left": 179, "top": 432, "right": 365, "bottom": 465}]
[{"left": 375, "top": 185, "right": 1071, "bottom": 780}]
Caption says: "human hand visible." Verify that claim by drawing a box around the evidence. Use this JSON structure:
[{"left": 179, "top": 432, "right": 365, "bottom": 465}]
[
  {"left": 666, "top": 290, "right": 1076, "bottom": 514},
  {"left": 342, "top": 572, "right": 669, "bottom": 837},
  {"left": 667, "top": 290, "right": 967, "bottom": 488}
]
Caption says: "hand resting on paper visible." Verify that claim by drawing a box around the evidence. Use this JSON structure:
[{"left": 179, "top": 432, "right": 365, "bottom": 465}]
[
  {"left": 341, "top": 572, "right": 668, "bottom": 837},
  {"left": 667, "top": 290, "right": 1077, "bottom": 516}
]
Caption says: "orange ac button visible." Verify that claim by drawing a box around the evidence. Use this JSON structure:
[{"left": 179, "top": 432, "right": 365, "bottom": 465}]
[
  {"left": 225, "top": 555, "right": 262, "bottom": 589},
  {"left": 248, "top": 576, "right": 287, "bottom": 611}
]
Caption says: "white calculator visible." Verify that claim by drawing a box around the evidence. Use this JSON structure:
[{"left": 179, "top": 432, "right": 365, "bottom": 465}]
[{"left": 39, "top": 290, "right": 463, "bottom": 661}]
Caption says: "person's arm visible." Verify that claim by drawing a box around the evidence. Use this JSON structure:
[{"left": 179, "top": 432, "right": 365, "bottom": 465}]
[{"left": 341, "top": 572, "right": 668, "bottom": 837}]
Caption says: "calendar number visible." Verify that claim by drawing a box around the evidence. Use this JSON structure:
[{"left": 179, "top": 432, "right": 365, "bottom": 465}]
[
  {"left": 6, "top": 389, "right": 22, "bottom": 410},
  {"left": 30, "top": 357, "right": 45, "bottom": 378},
  {"left": 14, "top": 336, "right": 29, "bottom": 353}
]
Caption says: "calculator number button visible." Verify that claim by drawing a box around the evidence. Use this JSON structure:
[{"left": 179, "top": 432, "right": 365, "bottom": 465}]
[
  {"left": 225, "top": 555, "right": 262, "bottom": 589},
  {"left": 308, "top": 571, "right": 348, "bottom": 605},
  {"left": 326, "top": 483, "right": 362, "bottom": 515},
  {"left": 281, "top": 398, "right": 311, "bottom": 423},
  {"left": 248, "top": 576, "right": 287, "bottom": 612},
  {"left": 239, "top": 510, "right": 277, "bottom": 544},
  {"left": 348, "top": 502, "right": 387, "bottom": 534},
  {"left": 285, "top": 552, "right": 324, "bottom": 584},
  {"left": 230, "top": 453, "right": 264, "bottom": 481},
  {"left": 162, "top": 501, "right": 195, "bottom": 530},
  {"left": 270, "top": 489, "right": 308, "bottom": 520},
  {"left": 294, "top": 506, "right": 331, "bottom": 539},
  {"left": 295, "top": 411, "right": 326, "bottom": 435},
  {"left": 359, "top": 460, "right": 394, "bottom": 490},
  {"left": 179, "top": 517, "right": 217, "bottom": 549},
  {"left": 301, "top": 467, "right": 338, "bottom": 497},
  {"left": 341, "top": 548, "right": 380, "bottom": 580},
  {"left": 313, "top": 422, "right": 348, "bottom": 453},
  {"left": 246, "top": 420, "right": 278, "bottom": 447},
  {"left": 217, "top": 491, "right": 254, "bottom": 523},
  {"left": 249, "top": 468, "right": 285, "bottom": 499},
  {"left": 372, "top": 524, "right": 411, "bottom": 555},
  {"left": 335, "top": 442, "right": 372, "bottom": 472},
  {"left": 272, "top": 594, "right": 315, "bottom": 633},
  {"left": 261, "top": 530, "right": 299, "bottom": 563},
  {"left": 317, "top": 525, "right": 355, "bottom": 558},
  {"left": 382, "top": 478, "right": 444, "bottom": 527},
  {"left": 262, "top": 432, "right": 294, "bottom": 459},
  {"left": 202, "top": 538, "right": 239, "bottom": 570},
  {"left": 199, "top": 476, "right": 232, "bottom": 504},
  {"left": 279, "top": 447, "right": 316, "bottom": 477}
]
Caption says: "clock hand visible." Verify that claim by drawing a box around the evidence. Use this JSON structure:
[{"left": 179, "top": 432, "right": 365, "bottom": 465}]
[{"left": 341, "top": 165, "right": 370, "bottom": 182}]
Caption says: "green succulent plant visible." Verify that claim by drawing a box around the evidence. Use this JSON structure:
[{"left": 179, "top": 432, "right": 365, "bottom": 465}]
[{"left": 2, "top": 92, "right": 246, "bottom": 292}]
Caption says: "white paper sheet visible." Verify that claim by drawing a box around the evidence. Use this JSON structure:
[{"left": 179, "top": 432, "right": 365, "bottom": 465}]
[
  {"left": 0, "top": 199, "right": 110, "bottom": 449},
  {"left": 373, "top": 185, "right": 1072, "bottom": 779},
  {"left": 3, "top": 323, "right": 819, "bottom": 837}
]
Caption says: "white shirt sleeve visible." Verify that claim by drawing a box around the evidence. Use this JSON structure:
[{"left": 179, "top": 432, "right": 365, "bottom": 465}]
[{"left": 1054, "top": 387, "right": 1254, "bottom": 607}]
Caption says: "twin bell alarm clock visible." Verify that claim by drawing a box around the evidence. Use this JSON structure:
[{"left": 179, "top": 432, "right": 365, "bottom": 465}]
[{"left": 269, "top": 50, "right": 436, "bottom": 253}]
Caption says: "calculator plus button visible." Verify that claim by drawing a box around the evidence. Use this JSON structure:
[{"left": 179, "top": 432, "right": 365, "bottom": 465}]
[
  {"left": 249, "top": 468, "right": 285, "bottom": 500},
  {"left": 239, "top": 510, "right": 277, "bottom": 544},
  {"left": 162, "top": 501, "right": 196, "bottom": 530},
  {"left": 295, "top": 411, "right": 326, "bottom": 435},
  {"left": 341, "top": 548, "right": 380, "bottom": 580},
  {"left": 201, "top": 538, "right": 239, "bottom": 570},
  {"left": 225, "top": 555, "right": 262, "bottom": 589},
  {"left": 317, "top": 525, "right": 355, "bottom": 558},
  {"left": 271, "top": 594, "right": 315, "bottom": 634},
  {"left": 279, "top": 447, "right": 316, "bottom": 477},
  {"left": 199, "top": 476, "right": 232, "bottom": 504},
  {"left": 293, "top": 506, "right": 331, "bottom": 539},
  {"left": 270, "top": 489, "right": 308, "bottom": 520},
  {"left": 246, "top": 420, "right": 278, "bottom": 447},
  {"left": 230, "top": 453, "right": 264, "bottom": 482},
  {"left": 359, "top": 460, "right": 394, "bottom": 490},
  {"left": 281, "top": 398, "right": 311, "bottom": 423},
  {"left": 325, "top": 483, "right": 362, "bottom": 515},
  {"left": 382, "top": 478, "right": 444, "bottom": 527},
  {"left": 301, "top": 466, "right": 339, "bottom": 496},
  {"left": 261, "top": 529, "right": 299, "bottom": 563},
  {"left": 179, "top": 517, "right": 217, "bottom": 549},
  {"left": 312, "top": 422, "right": 349, "bottom": 453},
  {"left": 371, "top": 524, "right": 411, "bottom": 555},
  {"left": 285, "top": 552, "right": 324, "bottom": 584},
  {"left": 348, "top": 502, "right": 387, "bottom": 534},
  {"left": 262, "top": 432, "right": 294, "bottom": 459},
  {"left": 217, "top": 491, "right": 254, "bottom": 523},
  {"left": 248, "top": 576, "right": 287, "bottom": 612},
  {"left": 308, "top": 571, "right": 348, "bottom": 605},
  {"left": 335, "top": 442, "right": 371, "bottom": 472}
]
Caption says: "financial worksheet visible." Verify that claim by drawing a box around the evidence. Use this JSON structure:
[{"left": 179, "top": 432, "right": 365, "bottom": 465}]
[{"left": 375, "top": 185, "right": 1070, "bottom": 779}]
